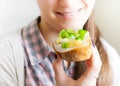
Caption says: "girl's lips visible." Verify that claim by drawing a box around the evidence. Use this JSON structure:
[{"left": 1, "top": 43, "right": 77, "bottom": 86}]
[
  {"left": 56, "top": 9, "right": 81, "bottom": 20},
  {"left": 58, "top": 11, "right": 78, "bottom": 16}
]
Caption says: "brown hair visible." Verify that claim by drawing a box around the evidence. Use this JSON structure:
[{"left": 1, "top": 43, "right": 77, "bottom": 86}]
[{"left": 72, "top": 12, "right": 113, "bottom": 86}]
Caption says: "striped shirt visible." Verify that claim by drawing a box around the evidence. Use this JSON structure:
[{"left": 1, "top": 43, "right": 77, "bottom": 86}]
[{"left": 21, "top": 17, "right": 75, "bottom": 86}]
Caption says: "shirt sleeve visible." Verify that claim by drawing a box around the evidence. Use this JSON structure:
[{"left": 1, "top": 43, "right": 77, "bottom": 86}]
[
  {"left": 0, "top": 37, "right": 18, "bottom": 86},
  {"left": 100, "top": 38, "right": 120, "bottom": 86}
]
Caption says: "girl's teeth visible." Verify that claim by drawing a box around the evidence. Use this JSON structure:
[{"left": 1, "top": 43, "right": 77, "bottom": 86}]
[{"left": 62, "top": 12, "right": 77, "bottom": 16}]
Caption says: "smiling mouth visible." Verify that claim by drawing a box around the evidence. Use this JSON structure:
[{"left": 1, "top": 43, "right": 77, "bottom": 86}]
[{"left": 56, "top": 9, "right": 82, "bottom": 19}]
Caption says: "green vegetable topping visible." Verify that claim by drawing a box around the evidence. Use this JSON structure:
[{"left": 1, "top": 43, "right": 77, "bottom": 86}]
[
  {"left": 78, "top": 29, "right": 87, "bottom": 37},
  {"left": 76, "top": 29, "right": 87, "bottom": 40},
  {"left": 58, "top": 29, "right": 87, "bottom": 48},
  {"left": 59, "top": 29, "right": 77, "bottom": 39},
  {"left": 61, "top": 42, "right": 70, "bottom": 48}
]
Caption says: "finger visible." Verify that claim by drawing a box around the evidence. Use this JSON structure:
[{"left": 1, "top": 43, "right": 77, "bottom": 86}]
[
  {"left": 86, "top": 46, "right": 102, "bottom": 71},
  {"left": 79, "top": 46, "right": 102, "bottom": 80},
  {"left": 77, "top": 46, "right": 102, "bottom": 86}
]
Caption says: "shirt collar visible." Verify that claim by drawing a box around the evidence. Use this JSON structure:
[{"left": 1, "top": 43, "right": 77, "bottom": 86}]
[{"left": 21, "top": 16, "right": 51, "bottom": 65}]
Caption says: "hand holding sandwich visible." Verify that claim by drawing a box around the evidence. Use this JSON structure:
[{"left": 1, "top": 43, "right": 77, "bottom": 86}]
[{"left": 52, "top": 45, "right": 102, "bottom": 86}]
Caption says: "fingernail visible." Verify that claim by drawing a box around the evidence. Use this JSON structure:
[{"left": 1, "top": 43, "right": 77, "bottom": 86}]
[
  {"left": 48, "top": 52, "right": 57, "bottom": 63},
  {"left": 91, "top": 39, "right": 95, "bottom": 47},
  {"left": 51, "top": 52, "right": 57, "bottom": 59}
]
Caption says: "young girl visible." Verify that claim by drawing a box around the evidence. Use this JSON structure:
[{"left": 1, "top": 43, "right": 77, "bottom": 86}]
[{"left": 0, "top": 0, "right": 120, "bottom": 86}]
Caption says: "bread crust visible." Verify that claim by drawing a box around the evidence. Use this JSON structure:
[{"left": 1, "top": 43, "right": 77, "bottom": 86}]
[{"left": 57, "top": 45, "right": 92, "bottom": 62}]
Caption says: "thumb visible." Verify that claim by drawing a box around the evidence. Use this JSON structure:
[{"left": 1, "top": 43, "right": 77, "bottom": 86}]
[
  {"left": 52, "top": 53, "right": 66, "bottom": 79},
  {"left": 52, "top": 53, "right": 76, "bottom": 86}
]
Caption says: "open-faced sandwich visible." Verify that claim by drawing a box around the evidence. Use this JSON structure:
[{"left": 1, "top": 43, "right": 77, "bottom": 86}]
[{"left": 53, "top": 29, "right": 92, "bottom": 62}]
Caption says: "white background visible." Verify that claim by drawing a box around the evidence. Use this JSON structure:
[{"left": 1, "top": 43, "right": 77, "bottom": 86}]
[
  {"left": 0, "top": 0, "right": 120, "bottom": 55},
  {"left": 94, "top": 0, "right": 120, "bottom": 55}
]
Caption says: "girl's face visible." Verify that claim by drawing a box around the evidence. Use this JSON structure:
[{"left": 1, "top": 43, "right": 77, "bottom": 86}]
[{"left": 37, "top": 0, "right": 95, "bottom": 31}]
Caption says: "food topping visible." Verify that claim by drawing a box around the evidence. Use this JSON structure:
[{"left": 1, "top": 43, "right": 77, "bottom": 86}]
[{"left": 56, "top": 29, "right": 89, "bottom": 48}]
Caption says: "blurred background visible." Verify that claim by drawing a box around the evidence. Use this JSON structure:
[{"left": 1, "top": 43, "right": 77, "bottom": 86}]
[{"left": 0, "top": 0, "right": 120, "bottom": 55}]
